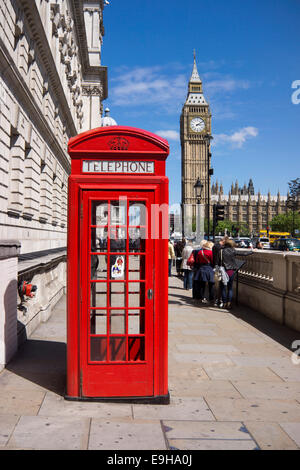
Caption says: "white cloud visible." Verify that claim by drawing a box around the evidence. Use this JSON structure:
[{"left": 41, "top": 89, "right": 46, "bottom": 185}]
[
  {"left": 155, "top": 130, "right": 180, "bottom": 141},
  {"left": 110, "top": 66, "right": 186, "bottom": 112},
  {"left": 213, "top": 126, "right": 258, "bottom": 148},
  {"left": 206, "top": 78, "right": 251, "bottom": 95}
]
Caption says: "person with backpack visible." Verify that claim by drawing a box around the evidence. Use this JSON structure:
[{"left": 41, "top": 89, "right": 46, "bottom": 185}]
[{"left": 193, "top": 240, "right": 215, "bottom": 304}]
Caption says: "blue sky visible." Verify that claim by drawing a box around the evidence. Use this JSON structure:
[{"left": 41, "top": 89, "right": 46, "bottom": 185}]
[{"left": 101, "top": 0, "right": 300, "bottom": 205}]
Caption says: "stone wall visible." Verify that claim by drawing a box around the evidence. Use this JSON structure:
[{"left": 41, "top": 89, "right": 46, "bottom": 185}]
[
  {"left": 17, "top": 249, "right": 66, "bottom": 345},
  {"left": 0, "top": 0, "right": 107, "bottom": 252},
  {"left": 0, "top": 0, "right": 107, "bottom": 364},
  {"left": 234, "top": 249, "right": 300, "bottom": 332},
  {"left": 0, "top": 240, "right": 20, "bottom": 370}
]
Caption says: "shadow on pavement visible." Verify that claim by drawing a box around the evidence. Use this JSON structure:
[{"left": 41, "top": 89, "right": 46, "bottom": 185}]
[
  {"left": 170, "top": 275, "right": 299, "bottom": 351},
  {"left": 6, "top": 339, "right": 66, "bottom": 396},
  {"left": 230, "top": 303, "right": 299, "bottom": 352}
]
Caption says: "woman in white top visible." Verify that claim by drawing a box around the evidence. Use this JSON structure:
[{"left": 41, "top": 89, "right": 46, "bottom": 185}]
[{"left": 181, "top": 242, "right": 194, "bottom": 289}]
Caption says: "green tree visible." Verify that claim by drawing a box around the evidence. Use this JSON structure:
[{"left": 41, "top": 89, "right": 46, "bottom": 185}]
[
  {"left": 235, "top": 222, "right": 251, "bottom": 237},
  {"left": 271, "top": 210, "right": 300, "bottom": 235},
  {"left": 288, "top": 178, "right": 300, "bottom": 199},
  {"left": 215, "top": 219, "right": 233, "bottom": 235}
]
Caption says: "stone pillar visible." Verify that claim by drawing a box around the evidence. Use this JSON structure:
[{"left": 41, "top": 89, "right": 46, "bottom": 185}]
[{"left": 0, "top": 240, "right": 21, "bottom": 370}]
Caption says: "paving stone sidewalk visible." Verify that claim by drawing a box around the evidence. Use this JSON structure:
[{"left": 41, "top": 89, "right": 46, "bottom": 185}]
[{"left": 0, "top": 273, "right": 300, "bottom": 450}]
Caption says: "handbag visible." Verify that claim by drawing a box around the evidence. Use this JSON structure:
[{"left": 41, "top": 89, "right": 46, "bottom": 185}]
[
  {"left": 214, "top": 249, "right": 223, "bottom": 282},
  {"left": 187, "top": 251, "right": 195, "bottom": 267},
  {"left": 214, "top": 266, "right": 222, "bottom": 282}
]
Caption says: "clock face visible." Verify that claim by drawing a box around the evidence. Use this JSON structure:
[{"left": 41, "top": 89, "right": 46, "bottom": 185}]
[{"left": 190, "top": 117, "right": 205, "bottom": 132}]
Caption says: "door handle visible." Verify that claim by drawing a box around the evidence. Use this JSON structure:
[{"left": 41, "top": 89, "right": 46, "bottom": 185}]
[{"left": 147, "top": 289, "right": 153, "bottom": 300}]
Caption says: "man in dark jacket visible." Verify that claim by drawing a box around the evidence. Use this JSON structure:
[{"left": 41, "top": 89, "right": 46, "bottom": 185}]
[{"left": 212, "top": 238, "right": 225, "bottom": 306}]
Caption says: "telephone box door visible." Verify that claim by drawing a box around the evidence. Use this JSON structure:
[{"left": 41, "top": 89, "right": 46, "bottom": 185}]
[{"left": 80, "top": 189, "right": 155, "bottom": 398}]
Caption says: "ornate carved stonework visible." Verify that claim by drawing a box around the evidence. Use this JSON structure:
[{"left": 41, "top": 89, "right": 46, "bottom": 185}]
[{"left": 82, "top": 84, "right": 103, "bottom": 97}]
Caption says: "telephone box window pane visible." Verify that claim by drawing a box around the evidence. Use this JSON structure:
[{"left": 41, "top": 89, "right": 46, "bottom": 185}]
[
  {"left": 129, "top": 202, "right": 146, "bottom": 226},
  {"left": 90, "top": 337, "right": 107, "bottom": 362},
  {"left": 109, "top": 337, "right": 126, "bottom": 361},
  {"left": 91, "top": 201, "right": 108, "bottom": 226},
  {"left": 128, "top": 283, "right": 145, "bottom": 308},
  {"left": 91, "top": 227, "right": 108, "bottom": 252},
  {"left": 110, "top": 201, "right": 126, "bottom": 226},
  {"left": 110, "top": 282, "right": 125, "bottom": 307},
  {"left": 90, "top": 310, "right": 107, "bottom": 334},
  {"left": 128, "top": 255, "right": 145, "bottom": 280},
  {"left": 128, "top": 337, "right": 145, "bottom": 361},
  {"left": 129, "top": 309, "right": 145, "bottom": 334},
  {"left": 91, "top": 255, "right": 107, "bottom": 280},
  {"left": 129, "top": 227, "right": 146, "bottom": 252},
  {"left": 110, "top": 229, "right": 126, "bottom": 252},
  {"left": 90, "top": 282, "right": 107, "bottom": 308},
  {"left": 109, "top": 309, "right": 126, "bottom": 334}
]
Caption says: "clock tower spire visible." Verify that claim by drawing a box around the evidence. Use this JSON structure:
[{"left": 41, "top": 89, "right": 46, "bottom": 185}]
[{"left": 180, "top": 52, "right": 212, "bottom": 235}]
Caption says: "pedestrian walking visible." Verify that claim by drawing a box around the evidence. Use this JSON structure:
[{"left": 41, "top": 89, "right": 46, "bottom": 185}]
[
  {"left": 212, "top": 237, "right": 225, "bottom": 306},
  {"left": 194, "top": 240, "right": 215, "bottom": 303},
  {"left": 219, "top": 237, "right": 238, "bottom": 309},
  {"left": 168, "top": 239, "right": 175, "bottom": 276},
  {"left": 175, "top": 238, "right": 186, "bottom": 276},
  {"left": 181, "top": 241, "right": 194, "bottom": 290}
]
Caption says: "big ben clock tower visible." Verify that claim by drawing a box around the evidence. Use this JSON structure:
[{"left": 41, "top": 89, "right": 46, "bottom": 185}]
[{"left": 180, "top": 52, "right": 212, "bottom": 234}]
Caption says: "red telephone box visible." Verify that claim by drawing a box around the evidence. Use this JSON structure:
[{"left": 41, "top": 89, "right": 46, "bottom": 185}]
[{"left": 66, "top": 126, "right": 170, "bottom": 403}]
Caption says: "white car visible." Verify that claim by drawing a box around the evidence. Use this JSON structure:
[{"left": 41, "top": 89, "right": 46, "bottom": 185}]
[
  {"left": 258, "top": 237, "right": 270, "bottom": 249},
  {"left": 234, "top": 238, "right": 253, "bottom": 249}
]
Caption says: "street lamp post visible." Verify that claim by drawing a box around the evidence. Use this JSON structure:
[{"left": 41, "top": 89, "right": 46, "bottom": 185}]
[
  {"left": 194, "top": 178, "right": 203, "bottom": 243},
  {"left": 287, "top": 196, "right": 297, "bottom": 237},
  {"left": 204, "top": 134, "right": 213, "bottom": 239}
]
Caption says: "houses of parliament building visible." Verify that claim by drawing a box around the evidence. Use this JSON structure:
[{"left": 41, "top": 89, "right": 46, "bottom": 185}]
[{"left": 180, "top": 54, "right": 288, "bottom": 235}]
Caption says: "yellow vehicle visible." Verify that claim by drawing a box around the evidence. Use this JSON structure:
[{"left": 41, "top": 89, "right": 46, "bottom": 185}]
[{"left": 259, "top": 230, "right": 290, "bottom": 245}]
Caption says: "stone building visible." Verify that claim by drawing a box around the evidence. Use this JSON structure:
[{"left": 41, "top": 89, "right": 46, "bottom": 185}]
[
  {"left": 0, "top": 0, "right": 107, "bottom": 367},
  {"left": 180, "top": 52, "right": 212, "bottom": 226},
  {"left": 211, "top": 179, "right": 288, "bottom": 235},
  {"left": 180, "top": 54, "right": 289, "bottom": 236}
]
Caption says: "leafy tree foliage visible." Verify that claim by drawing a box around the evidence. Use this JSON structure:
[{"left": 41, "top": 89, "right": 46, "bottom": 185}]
[{"left": 271, "top": 210, "right": 300, "bottom": 234}]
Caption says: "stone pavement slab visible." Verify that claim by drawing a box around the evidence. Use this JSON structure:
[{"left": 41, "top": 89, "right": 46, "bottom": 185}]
[
  {"left": 203, "top": 364, "right": 284, "bottom": 381},
  {"left": 0, "top": 389, "right": 45, "bottom": 415},
  {"left": 279, "top": 423, "right": 300, "bottom": 447},
  {"left": 0, "top": 272, "right": 299, "bottom": 450},
  {"left": 169, "top": 378, "right": 242, "bottom": 398},
  {"left": 162, "top": 420, "right": 253, "bottom": 440},
  {"left": 205, "top": 397, "right": 300, "bottom": 422},
  {"left": 89, "top": 419, "right": 167, "bottom": 450},
  {"left": 38, "top": 391, "right": 133, "bottom": 419},
  {"left": 177, "top": 343, "right": 240, "bottom": 353},
  {"left": 167, "top": 439, "right": 259, "bottom": 450},
  {"left": 163, "top": 420, "right": 259, "bottom": 451},
  {"left": 244, "top": 421, "right": 299, "bottom": 450},
  {"left": 172, "top": 352, "right": 234, "bottom": 366},
  {"left": 268, "top": 364, "right": 300, "bottom": 382},
  {"left": 0, "top": 415, "right": 19, "bottom": 447},
  {"left": 232, "top": 381, "right": 300, "bottom": 400},
  {"left": 132, "top": 397, "right": 215, "bottom": 421},
  {"left": 6, "top": 415, "right": 90, "bottom": 450}
]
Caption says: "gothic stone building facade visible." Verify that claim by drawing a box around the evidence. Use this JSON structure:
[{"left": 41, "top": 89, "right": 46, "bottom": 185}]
[
  {"left": 211, "top": 180, "right": 288, "bottom": 235},
  {"left": 0, "top": 0, "right": 107, "bottom": 366}
]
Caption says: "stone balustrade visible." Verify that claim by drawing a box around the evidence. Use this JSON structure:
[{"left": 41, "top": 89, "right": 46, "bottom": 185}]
[{"left": 234, "top": 249, "right": 300, "bottom": 332}]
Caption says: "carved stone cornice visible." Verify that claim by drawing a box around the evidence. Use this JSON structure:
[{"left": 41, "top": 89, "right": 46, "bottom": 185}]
[
  {"left": 82, "top": 84, "right": 104, "bottom": 97},
  {"left": 68, "top": 0, "right": 107, "bottom": 99},
  {"left": 18, "top": 0, "right": 77, "bottom": 137}
]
